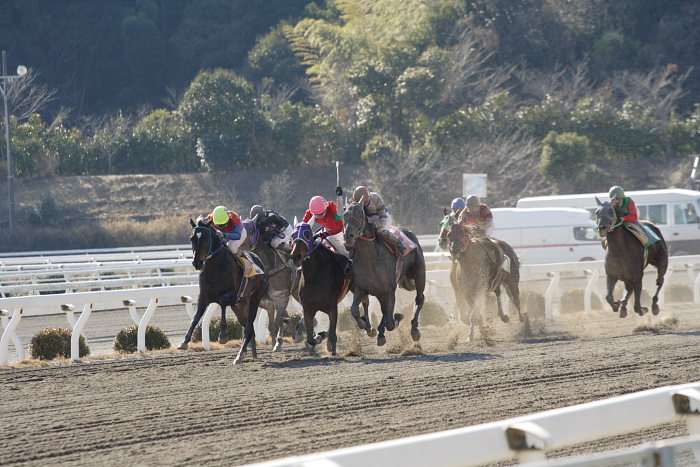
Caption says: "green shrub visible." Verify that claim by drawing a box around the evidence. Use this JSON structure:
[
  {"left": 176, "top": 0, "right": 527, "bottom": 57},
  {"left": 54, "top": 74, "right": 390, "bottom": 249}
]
[
  {"left": 113, "top": 325, "right": 171, "bottom": 353},
  {"left": 285, "top": 313, "right": 302, "bottom": 336},
  {"left": 30, "top": 328, "right": 90, "bottom": 360},
  {"left": 521, "top": 290, "right": 546, "bottom": 320},
  {"left": 560, "top": 288, "right": 603, "bottom": 313},
  {"left": 192, "top": 317, "right": 242, "bottom": 342}
]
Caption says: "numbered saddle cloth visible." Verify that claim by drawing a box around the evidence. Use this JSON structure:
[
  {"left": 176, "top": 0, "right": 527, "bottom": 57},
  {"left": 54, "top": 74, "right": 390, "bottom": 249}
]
[{"left": 390, "top": 227, "right": 418, "bottom": 257}]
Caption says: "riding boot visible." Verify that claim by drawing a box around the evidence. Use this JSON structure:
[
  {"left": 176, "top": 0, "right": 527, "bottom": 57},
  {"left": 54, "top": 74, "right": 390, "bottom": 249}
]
[
  {"left": 624, "top": 222, "right": 650, "bottom": 247},
  {"left": 381, "top": 230, "right": 406, "bottom": 254}
]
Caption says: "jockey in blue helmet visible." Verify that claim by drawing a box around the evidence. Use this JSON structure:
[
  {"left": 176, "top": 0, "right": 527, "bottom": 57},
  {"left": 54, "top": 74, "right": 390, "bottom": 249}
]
[{"left": 450, "top": 197, "right": 466, "bottom": 217}]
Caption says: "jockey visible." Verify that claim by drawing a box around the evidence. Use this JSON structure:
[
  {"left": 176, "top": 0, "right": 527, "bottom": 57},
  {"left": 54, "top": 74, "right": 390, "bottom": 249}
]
[
  {"left": 206, "top": 205, "right": 248, "bottom": 257},
  {"left": 352, "top": 186, "right": 405, "bottom": 254},
  {"left": 302, "top": 195, "right": 351, "bottom": 258},
  {"left": 250, "top": 204, "right": 292, "bottom": 253},
  {"left": 450, "top": 197, "right": 466, "bottom": 219},
  {"left": 608, "top": 185, "right": 653, "bottom": 247},
  {"left": 458, "top": 195, "right": 494, "bottom": 238}
]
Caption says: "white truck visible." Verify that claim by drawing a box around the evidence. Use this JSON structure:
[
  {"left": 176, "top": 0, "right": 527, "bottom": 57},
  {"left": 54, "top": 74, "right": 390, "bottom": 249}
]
[
  {"left": 490, "top": 207, "right": 603, "bottom": 264},
  {"left": 516, "top": 189, "right": 700, "bottom": 255}
]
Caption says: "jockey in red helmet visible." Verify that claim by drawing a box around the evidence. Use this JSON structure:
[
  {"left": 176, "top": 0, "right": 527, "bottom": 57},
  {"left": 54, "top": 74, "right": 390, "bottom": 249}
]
[{"left": 302, "top": 195, "right": 350, "bottom": 257}]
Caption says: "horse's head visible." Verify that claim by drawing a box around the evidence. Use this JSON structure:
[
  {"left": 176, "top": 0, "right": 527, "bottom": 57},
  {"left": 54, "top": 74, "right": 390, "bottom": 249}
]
[
  {"left": 595, "top": 196, "right": 617, "bottom": 238},
  {"left": 438, "top": 209, "right": 458, "bottom": 250},
  {"left": 343, "top": 201, "right": 370, "bottom": 247},
  {"left": 290, "top": 222, "right": 316, "bottom": 267},
  {"left": 189, "top": 217, "right": 224, "bottom": 270},
  {"left": 447, "top": 222, "right": 469, "bottom": 256}
]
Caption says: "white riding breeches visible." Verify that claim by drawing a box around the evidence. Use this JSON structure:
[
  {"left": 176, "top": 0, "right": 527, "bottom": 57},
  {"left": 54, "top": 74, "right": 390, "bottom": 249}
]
[
  {"left": 270, "top": 224, "right": 293, "bottom": 248},
  {"left": 225, "top": 227, "right": 247, "bottom": 255},
  {"left": 324, "top": 232, "right": 350, "bottom": 258}
]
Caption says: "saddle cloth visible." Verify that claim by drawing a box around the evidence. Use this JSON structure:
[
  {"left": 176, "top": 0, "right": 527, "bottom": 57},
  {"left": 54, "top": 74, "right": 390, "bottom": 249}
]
[
  {"left": 390, "top": 227, "right": 417, "bottom": 257},
  {"left": 236, "top": 251, "right": 265, "bottom": 278}
]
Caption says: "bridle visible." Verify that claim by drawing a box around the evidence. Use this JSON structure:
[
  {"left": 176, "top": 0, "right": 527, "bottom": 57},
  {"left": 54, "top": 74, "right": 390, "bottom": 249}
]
[
  {"left": 191, "top": 224, "right": 225, "bottom": 268},
  {"left": 291, "top": 223, "right": 322, "bottom": 263},
  {"left": 596, "top": 201, "right": 622, "bottom": 236},
  {"left": 344, "top": 202, "right": 375, "bottom": 243}
]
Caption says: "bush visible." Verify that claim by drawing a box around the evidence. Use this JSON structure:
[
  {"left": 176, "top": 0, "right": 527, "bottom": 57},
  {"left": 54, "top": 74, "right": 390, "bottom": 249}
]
[
  {"left": 521, "top": 290, "right": 546, "bottom": 320},
  {"left": 113, "top": 325, "right": 171, "bottom": 353},
  {"left": 192, "top": 317, "right": 242, "bottom": 342},
  {"left": 399, "top": 300, "right": 449, "bottom": 327},
  {"left": 30, "top": 328, "right": 90, "bottom": 360},
  {"left": 560, "top": 288, "right": 603, "bottom": 313},
  {"left": 285, "top": 313, "right": 303, "bottom": 337}
]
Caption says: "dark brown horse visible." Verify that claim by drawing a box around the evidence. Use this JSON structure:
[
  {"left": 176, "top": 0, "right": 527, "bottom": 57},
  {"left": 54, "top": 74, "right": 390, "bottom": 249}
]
[
  {"left": 343, "top": 201, "right": 426, "bottom": 346},
  {"left": 595, "top": 198, "right": 668, "bottom": 317},
  {"left": 179, "top": 218, "right": 268, "bottom": 364},
  {"left": 289, "top": 222, "right": 372, "bottom": 355},
  {"left": 447, "top": 222, "right": 524, "bottom": 342}
]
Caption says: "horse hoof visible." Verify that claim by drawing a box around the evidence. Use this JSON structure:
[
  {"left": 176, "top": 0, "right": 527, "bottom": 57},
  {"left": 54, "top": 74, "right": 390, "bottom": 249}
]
[
  {"left": 272, "top": 341, "right": 282, "bottom": 352},
  {"left": 177, "top": 342, "right": 188, "bottom": 350},
  {"left": 637, "top": 307, "right": 648, "bottom": 316},
  {"left": 619, "top": 307, "right": 627, "bottom": 318},
  {"left": 394, "top": 313, "right": 404, "bottom": 324},
  {"left": 652, "top": 303, "right": 660, "bottom": 315},
  {"left": 355, "top": 317, "right": 368, "bottom": 331},
  {"left": 499, "top": 314, "right": 510, "bottom": 323},
  {"left": 233, "top": 356, "right": 243, "bottom": 365},
  {"left": 377, "top": 336, "right": 387, "bottom": 346},
  {"left": 367, "top": 328, "right": 378, "bottom": 338},
  {"left": 411, "top": 327, "right": 421, "bottom": 342}
]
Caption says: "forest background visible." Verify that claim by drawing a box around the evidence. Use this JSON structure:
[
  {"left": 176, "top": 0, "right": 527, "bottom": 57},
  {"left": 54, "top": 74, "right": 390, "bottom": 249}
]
[{"left": 1, "top": 0, "right": 700, "bottom": 251}]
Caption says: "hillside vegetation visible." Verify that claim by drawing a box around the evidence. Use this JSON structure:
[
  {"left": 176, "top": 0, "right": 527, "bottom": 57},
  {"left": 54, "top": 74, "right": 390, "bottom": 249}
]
[{"left": 2, "top": 0, "right": 700, "bottom": 249}]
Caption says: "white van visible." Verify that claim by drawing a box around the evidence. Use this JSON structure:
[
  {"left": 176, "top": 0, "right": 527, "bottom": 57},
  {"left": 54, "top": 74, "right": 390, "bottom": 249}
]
[
  {"left": 516, "top": 189, "right": 700, "bottom": 255},
  {"left": 490, "top": 208, "right": 603, "bottom": 264}
]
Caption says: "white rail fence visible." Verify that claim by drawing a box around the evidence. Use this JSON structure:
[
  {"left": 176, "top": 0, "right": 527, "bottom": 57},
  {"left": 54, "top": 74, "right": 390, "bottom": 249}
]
[
  {"left": 245, "top": 381, "right": 700, "bottom": 467},
  {"left": 2, "top": 246, "right": 700, "bottom": 365}
]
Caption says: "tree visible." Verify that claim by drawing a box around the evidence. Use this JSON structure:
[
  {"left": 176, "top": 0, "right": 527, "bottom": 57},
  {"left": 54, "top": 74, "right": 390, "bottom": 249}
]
[{"left": 540, "top": 131, "right": 592, "bottom": 194}]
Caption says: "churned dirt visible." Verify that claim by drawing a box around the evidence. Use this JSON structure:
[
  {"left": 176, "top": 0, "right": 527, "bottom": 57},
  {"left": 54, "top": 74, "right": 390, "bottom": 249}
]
[{"left": 2, "top": 301, "right": 700, "bottom": 466}]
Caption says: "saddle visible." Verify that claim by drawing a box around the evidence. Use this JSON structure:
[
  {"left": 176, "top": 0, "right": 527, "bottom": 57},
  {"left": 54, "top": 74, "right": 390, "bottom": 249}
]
[
  {"left": 381, "top": 227, "right": 417, "bottom": 259},
  {"left": 234, "top": 251, "right": 265, "bottom": 278}
]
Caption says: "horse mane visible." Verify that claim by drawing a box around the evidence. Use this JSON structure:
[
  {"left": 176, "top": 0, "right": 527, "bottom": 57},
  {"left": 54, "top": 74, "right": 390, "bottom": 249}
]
[{"left": 195, "top": 215, "right": 211, "bottom": 227}]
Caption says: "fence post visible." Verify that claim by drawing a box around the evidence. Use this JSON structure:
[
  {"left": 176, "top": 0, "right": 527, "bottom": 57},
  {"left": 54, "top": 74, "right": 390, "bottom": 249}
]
[
  {"left": 71, "top": 303, "right": 92, "bottom": 362},
  {"left": 137, "top": 298, "right": 159, "bottom": 354},
  {"left": 0, "top": 309, "right": 23, "bottom": 364}
]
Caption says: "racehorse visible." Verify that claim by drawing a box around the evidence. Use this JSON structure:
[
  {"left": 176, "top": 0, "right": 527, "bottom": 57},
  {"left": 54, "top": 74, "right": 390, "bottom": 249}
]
[
  {"left": 343, "top": 201, "right": 426, "bottom": 346},
  {"left": 446, "top": 222, "right": 524, "bottom": 342},
  {"left": 290, "top": 223, "right": 372, "bottom": 355},
  {"left": 240, "top": 219, "right": 300, "bottom": 350},
  {"left": 595, "top": 197, "right": 668, "bottom": 317},
  {"left": 179, "top": 218, "right": 268, "bottom": 364},
  {"left": 438, "top": 209, "right": 468, "bottom": 322}
]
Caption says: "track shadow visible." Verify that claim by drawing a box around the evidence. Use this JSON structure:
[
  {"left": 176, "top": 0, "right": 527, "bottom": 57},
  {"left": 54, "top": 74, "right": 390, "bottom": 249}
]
[
  {"left": 519, "top": 331, "right": 577, "bottom": 344},
  {"left": 262, "top": 351, "right": 500, "bottom": 369}
]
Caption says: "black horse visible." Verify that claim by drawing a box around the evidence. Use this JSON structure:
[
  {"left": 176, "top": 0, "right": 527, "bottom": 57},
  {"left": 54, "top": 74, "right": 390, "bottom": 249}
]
[
  {"left": 595, "top": 198, "right": 668, "bottom": 318},
  {"left": 289, "top": 222, "right": 371, "bottom": 356},
  {"left": 179, "top": 218, "right": 268, "bottom": 364},
  {"left": 447, "top": 222, "right": 524, "bottom": 342},
  {"left": 343, "top": 202, "right": 426, "bottom": 346},
  {"left": 240, "top": 219, "right": 300, "bottom": 350}
]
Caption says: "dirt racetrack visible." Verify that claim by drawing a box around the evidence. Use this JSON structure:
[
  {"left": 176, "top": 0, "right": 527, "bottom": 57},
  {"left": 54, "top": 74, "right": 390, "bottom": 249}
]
[{"left": 3, "top": 303, "right": 700, "bottom": 466}]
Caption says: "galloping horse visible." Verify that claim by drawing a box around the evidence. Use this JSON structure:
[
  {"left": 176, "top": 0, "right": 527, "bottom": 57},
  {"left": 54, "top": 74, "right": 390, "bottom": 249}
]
[
  {"left": 438, "top": 209, "right": 468, "bottom": 322},
  {"left": 446, "top": 222, "right": 524, "bottom": 342},
  {"left": 595, "top": 198, "right": 668, "bottom": 317},
  {"left": 290, "top": 223, "right": 371, "bottom": 355},
  {"left": 343, "top": 202, "right": 426, "bottom": 346},
  {"left": 240, "top": 219, "right": 300, "bottom": 351},
  {"left": 179, "top": 218, "right": 268, "bottom": 364}
]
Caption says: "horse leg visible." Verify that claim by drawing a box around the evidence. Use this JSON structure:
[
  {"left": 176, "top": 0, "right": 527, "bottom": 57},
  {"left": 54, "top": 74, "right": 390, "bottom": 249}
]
[
  {"left": 617, "top": 283, "right": 634, "bottom": 318},
  {"left": 361, "top": 296, "right": 376, "bottom": 338},
  {"left": 234, "top": 297, "right": 259, "bottom": 364},
  {"left": 504, "top": 277, "right": 525, "bottom": 323},
  {"left": 632, "top": 280, "right": 648, "bottom": 316},
  {"left": 606, "top": 275, "right": 620, "bottom": 313},
  {"left": 410, "top": 267, "right": 426, "bottom": 342},
  {"left": 651, "top": 263, "right": 666, "bottom": 316},
  {"left": 304, "top": 306, "right": 318, "bottom": 354},
  {"left": 383, "top": 293, "right": 402, "bottom": 332},
  {"left": 327, "top": 307, "right": 338, "bottom": 356},
  {"left": 450, "top": 262, "right": 466, "bottom": 322},
  {"left": 273, "top": 295, "right": 291, "bottom": 352},
  {"left": 350, "top": 290, "right": 369, "bottom": 331},
  {"left": 179, "top": 300, "right": 207, "bottom": 349},
  {"left": 495, "top": 287, "right": 509, "bottom": 323}
]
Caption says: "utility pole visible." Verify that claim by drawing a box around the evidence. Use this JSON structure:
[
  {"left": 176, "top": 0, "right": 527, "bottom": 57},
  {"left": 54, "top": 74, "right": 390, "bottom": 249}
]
[{"left": 0, "top": 51, "right": 27, "bottom": 234}]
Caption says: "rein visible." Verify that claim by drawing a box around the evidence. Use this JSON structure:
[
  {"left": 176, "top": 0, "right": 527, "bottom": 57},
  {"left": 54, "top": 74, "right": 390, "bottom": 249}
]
[{"left": 348, "top": 204, "right": 376, "bottom": 241}]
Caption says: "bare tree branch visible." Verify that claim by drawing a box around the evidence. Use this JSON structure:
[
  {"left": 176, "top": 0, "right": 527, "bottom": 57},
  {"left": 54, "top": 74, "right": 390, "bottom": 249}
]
[{"left": 6, "top": 69, "right": 57, "bottom": 120}]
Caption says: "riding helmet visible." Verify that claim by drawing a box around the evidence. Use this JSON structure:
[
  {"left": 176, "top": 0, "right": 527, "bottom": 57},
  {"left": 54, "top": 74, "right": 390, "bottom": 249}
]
[
  {"left": 608, "top": 186, "right": 625, "bottom": 200},
  {"left": 250, "top": 205, "right": 265, "bottom": 220},
  {"left": 212, "top": 206, "right": 229, "bottom": 225},
  {"left": 451, "top": 198, "right": 466, "bottom": 210}
]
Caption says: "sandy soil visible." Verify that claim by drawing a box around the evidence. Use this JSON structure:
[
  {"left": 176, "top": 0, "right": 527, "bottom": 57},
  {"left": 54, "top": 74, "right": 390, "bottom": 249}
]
[{"left": 2, "top": 303, "right": 700, "bottom": 466}]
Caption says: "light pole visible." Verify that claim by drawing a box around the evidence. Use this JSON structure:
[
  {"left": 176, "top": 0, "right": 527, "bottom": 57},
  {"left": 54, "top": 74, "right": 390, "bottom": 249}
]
[{"left": 0, "top": 51, "right": 27, "bottom": 234}]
